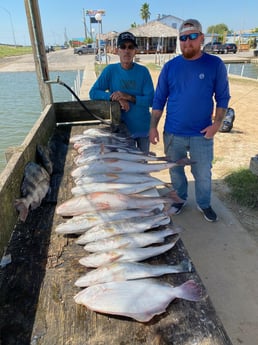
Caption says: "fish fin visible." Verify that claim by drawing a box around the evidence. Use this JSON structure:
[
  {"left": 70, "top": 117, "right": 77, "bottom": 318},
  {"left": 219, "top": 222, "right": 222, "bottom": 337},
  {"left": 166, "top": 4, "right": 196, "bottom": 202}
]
[
  {"left": 165, "top": 189, "right": 185, "bottom": 204},
  {"left": 180, "top": 259, "right": 192, "bottom": 272},
  {"left": 14, "top": 199, "right": 29, "bottom": 222},
  {"left": 164, "top": 224, "right": 184, "bottom": 235},
  {"left": 174, "top": 280, "right": 204, "bottom": 301},
  {"left": 168, "top": 259, "right": 192, "bottom": 273},
  {"left": 110, "top": 254, "right": 124, "bottom": 262}
]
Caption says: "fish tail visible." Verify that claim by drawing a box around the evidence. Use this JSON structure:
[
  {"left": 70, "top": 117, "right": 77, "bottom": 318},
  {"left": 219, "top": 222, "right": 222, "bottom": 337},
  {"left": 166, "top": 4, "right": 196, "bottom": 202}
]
[
  {"left": 174, "top": 280, "right": 203, "bottom": 301},
  {"left": 175, "top": 157, "right": 196, "bottom": 166},
  {"left": 178, "top": 259, "right": 192, "bottom": 273},
  {"left": 14, "top": 199, "right": 29, "bottom": 222}
]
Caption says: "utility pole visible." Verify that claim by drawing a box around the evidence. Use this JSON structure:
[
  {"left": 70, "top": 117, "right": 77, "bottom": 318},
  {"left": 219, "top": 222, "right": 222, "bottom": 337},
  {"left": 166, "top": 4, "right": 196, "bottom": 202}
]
[{"left": 83, "top": 8, "right": 87, "bottom": 40}]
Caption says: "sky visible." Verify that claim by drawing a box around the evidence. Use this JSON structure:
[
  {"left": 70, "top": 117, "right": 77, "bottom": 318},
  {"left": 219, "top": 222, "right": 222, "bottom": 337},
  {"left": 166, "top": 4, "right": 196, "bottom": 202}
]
[{"left": 0, "top": 0, "right": 257, "bottom": 46}]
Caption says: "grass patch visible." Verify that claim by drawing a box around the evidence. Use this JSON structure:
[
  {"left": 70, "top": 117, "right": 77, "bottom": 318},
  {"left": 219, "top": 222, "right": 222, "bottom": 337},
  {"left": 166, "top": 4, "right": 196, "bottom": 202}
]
[
  {"left": 0, "top": 45, "right": 32, "bottom": 58},
  {"left": 145, "top": 62, "right": 162, "bottom": 71},
  {"left": 224, "top": 168, "right": 258, "bottom": 208},
  {"left": 94, "top": 63, "right": 108, "bottom": 77}
]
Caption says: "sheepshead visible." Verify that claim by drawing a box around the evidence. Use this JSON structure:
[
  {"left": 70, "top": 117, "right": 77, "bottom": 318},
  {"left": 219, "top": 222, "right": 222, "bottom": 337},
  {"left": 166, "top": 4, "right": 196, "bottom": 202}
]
[
  {"left": 74, "top": 173, "right": 163, "bottom": 185},
  {"left": 75, "top": 215, "right": 172, "bottom": 244},
  {"left": 79, "top": 239, "right": 179, "bottom": 268},
  {"left": 14, "top": 162, "right": 50, "bottom": 222},
  {"left": 74, "top": 151, "right": 166, "bottom": 166},
  {"left": 36, "top": 144, "right": 53, "bottom": 175},
  {"left": 83, "top": 228, "right": 178, "bottom": 252},
  {"left": 75, "top": 259, "right": 192, "bottom": 287},
  {"left": 55, "top": 209, "right": 164, "bottom": 235},
  {"left": 71, "top": 180, "right": 164, "bottom": 196},
  {"left": 71, "top": 158, "right": 192, "bottom": 178},
  {"left": 56, "top": 191, "right": 183, "bottom": 217},
  {"left": 74, "top": 279, "right": 203, "bottom": 322}
]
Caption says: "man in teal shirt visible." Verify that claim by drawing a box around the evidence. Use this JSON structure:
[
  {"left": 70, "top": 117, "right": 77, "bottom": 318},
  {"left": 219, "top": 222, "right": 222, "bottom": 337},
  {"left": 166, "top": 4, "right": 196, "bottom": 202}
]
[{"left": 90, "top": 32, "right": 154, "bottom": 153}]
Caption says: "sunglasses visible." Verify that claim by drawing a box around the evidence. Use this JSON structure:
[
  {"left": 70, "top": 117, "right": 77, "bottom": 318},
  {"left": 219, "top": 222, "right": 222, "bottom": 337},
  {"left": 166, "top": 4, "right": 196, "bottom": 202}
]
[
  {"left": 179, "top": 33, "right": 200, "bottom": 42},
  {"left": 119, "top": 44, "right": 135, "bottom": 50}
]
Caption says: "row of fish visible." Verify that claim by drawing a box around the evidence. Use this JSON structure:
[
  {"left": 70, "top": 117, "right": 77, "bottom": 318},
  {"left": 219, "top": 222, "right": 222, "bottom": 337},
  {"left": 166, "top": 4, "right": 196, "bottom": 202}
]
[{"left": 56, "top": 126, "right": 203, "bottom": 322}]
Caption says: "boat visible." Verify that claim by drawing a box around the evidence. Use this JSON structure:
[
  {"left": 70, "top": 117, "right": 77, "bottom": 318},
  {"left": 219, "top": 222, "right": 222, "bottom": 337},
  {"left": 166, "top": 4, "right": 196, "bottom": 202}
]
[{"left": 0, "top": 1, "right": 233, "bottom": 344}]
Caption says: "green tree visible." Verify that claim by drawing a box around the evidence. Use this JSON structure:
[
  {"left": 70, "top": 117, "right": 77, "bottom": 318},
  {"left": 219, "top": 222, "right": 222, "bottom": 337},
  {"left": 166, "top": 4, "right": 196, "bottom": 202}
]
[
  {"left": 140, "top": 3, "right": 151, "bottom": 24},
  {"left": 131, "top": 22, "right": 137, "bottom": 28},
  {"left": 207, "top": 23, "right": 229, "bottom": 42},
  {"left": 207, "top": 23, "right": 229, "bottom": 35}
]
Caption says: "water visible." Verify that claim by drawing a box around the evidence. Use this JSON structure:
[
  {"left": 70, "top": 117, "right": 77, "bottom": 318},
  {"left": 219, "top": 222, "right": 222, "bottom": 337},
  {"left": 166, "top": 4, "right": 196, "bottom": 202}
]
[
  {"left": 226, "top": 62, "right": 258, "bottom": 79},
  {"left": 0, "top": 70, "right": 83, "bottom": 172}
]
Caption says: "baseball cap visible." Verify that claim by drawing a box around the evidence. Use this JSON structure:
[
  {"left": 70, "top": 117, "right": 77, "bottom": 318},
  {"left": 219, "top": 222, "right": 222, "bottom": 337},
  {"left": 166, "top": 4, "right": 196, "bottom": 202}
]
[
  {"left": 117, "top": 32, "right": 138, "bottom": 47},
  {"left": 179, "top": 19, "right": 202, "bottom": 34}
]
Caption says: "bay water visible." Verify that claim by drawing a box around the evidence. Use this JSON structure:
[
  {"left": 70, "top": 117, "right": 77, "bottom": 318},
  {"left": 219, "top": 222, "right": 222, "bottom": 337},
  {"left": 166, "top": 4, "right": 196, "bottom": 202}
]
[{"left": 0, "top": 70, "right": 82, "bottom": 172}]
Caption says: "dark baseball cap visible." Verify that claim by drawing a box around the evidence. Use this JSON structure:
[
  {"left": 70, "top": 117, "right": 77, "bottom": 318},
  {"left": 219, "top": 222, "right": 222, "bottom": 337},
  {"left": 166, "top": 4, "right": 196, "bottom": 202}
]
[{"left": 117, "top": 32, "right": 138, "bottom": 47}]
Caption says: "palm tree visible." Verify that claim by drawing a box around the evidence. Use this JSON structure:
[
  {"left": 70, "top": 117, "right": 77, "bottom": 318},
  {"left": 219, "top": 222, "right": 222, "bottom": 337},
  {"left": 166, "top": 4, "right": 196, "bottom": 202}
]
[{"left": 140, "top": 3, "right": 151, "bottom": 24}]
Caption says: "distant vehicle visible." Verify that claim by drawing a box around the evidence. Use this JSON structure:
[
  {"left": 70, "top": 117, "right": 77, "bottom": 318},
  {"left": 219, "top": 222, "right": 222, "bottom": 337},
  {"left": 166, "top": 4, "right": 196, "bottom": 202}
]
[
  {"left": 45, "top": 45, "right": 55, "bottom": 53},
  {"left": 74, "top": 44, "right": 96, "bottom": 55},
  {"left": 203, "top": 42, "right": 227, "bottom": 54},
  {"left": 224, "top": 43, "right": 237, "bottom": 54}
]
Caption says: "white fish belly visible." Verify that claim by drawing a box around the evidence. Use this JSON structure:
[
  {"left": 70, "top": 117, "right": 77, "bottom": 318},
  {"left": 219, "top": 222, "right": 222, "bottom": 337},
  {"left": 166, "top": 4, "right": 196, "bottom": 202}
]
[{"left": 74, "top": 278, "right": 194, "bottom": 322}]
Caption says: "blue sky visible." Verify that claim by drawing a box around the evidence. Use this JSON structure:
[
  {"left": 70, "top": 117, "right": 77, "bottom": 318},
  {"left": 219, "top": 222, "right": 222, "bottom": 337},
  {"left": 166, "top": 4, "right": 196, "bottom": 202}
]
[{"left": 0, "top": 0, "right": 257, "bottom": 45}]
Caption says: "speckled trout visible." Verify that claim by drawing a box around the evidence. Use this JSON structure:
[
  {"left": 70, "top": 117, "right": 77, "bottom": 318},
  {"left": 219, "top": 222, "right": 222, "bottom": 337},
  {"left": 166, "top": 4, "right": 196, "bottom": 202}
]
[
  {"left": 74, "top": 279, "right": 203, "bottom": 322},
  {"left": 76, "top": 217, "right": 174, "bottom": 245},
  {"left": 75, "top": 259, "right": 192, "bottom": 287},
  {"left": 79, "top": 238, "right": 179, "bottom": 268},
  {"left": 71, "top": 157, "right": 192, "bottom": 178},
  {"left": 71, "top": 180, "right": 165, "bottom": 196},
  {"left": 83, "top": 228, "right": 179, "bottom": 252},
  {"left": 74, "top": 173, "right": 163, "bottom": 185},
  {"left": 74, "top": 151, "right": 166, "bottom": 165}
]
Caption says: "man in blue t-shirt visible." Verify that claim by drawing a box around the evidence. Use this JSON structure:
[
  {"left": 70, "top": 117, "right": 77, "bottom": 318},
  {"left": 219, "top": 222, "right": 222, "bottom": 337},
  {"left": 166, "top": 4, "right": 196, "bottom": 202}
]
[
  {"left": 150, "top": 19, "right": 230, "bottom": 222},
  {"left": 89, "top": 32, "right": 154, "bottom": 153}
]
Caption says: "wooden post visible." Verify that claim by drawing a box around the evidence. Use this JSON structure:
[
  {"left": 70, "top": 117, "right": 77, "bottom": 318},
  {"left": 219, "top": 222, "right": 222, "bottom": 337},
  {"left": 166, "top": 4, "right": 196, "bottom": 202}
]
[{"left": 24, "top": 0, "right": 53, "bottom": 109}]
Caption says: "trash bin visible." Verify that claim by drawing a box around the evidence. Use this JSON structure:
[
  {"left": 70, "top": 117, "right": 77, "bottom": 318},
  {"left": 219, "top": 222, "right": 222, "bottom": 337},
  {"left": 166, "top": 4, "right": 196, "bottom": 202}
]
[{"left": 254, "top": 50, "right": 258, "bottom": 57}]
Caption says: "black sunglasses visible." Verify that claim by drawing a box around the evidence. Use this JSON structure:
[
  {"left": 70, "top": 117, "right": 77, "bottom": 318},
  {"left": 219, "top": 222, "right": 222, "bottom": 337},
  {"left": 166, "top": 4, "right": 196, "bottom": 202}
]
[
  {"left": 119, "top": 44, "right": 135, "bottom": 50},
  {"left": 179, "top": 33, "right": 200, "bottom": 42}
]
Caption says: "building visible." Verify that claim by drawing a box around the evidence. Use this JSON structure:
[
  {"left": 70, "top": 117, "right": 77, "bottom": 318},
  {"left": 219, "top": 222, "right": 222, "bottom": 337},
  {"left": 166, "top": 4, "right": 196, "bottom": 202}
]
[{"left": 102, "top": 20, "right": 180, "bottom": 54}]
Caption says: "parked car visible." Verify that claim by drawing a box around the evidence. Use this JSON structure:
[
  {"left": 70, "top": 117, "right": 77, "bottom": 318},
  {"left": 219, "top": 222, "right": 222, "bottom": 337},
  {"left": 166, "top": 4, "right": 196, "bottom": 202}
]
[
  {"left": 203, "top": 42, "right": 227, "bottom": 54},
  {"left": 45, "top": 45, "right": 55, "bottom": 53},
  {"left": 224, "top": 43, "right": 237, "bottom": 54},
  {"left": 74, "top": 44, "right": 96, "bottom": 55}
]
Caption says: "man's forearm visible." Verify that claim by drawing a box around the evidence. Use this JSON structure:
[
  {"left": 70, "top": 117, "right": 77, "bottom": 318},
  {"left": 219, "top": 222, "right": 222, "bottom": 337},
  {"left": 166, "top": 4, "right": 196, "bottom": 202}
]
[
  {"left": 213, "top": 107, "right": 227, "bottom": 127},
  {"left": 150, "top": 110, "right": 163, "bottom": 128}
]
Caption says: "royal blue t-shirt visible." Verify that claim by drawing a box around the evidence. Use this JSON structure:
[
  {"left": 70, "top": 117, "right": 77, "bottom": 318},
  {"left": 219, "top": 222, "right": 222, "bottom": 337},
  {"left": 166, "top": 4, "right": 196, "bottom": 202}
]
[{"left": 152, "top": 53, "right": 230, "bottom": 136}]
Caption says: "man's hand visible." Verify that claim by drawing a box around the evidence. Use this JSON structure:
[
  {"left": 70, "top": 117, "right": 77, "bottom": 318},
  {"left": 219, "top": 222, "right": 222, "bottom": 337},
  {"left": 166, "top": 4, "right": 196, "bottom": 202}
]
[
  {"left": 200, "top": 122, "right": 221, "bottom": 139},
  {"left": 118, "top": 99, "right": 130, "bottom": 112},
  {"left": 149, "top": 127, "right": 159, "bottom": 144}
]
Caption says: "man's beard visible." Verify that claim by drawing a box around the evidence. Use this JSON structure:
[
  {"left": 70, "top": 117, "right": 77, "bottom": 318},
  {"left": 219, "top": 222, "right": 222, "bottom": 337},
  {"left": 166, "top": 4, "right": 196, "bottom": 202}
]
[{"left": 182, "top": 47, "right": 199, "bottom": 59}]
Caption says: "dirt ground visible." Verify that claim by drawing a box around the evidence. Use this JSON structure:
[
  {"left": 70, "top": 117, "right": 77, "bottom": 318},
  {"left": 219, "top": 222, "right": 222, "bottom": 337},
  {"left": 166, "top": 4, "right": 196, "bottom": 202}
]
[{"left": 149, "top": 70, "right": 258, "bottom": 244}]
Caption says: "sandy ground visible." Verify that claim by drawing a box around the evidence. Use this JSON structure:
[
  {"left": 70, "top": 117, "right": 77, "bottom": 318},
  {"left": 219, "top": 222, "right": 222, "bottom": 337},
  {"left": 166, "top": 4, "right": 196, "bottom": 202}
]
[{"left": 1, "top": 50, "right": 258, "bottom": 345}]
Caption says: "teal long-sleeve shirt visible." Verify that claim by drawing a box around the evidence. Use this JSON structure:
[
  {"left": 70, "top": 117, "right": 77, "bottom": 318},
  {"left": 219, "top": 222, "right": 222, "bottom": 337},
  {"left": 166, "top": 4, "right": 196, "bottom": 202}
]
[{"left": 89, "top": 62, "right": 154, "bottom": 137}]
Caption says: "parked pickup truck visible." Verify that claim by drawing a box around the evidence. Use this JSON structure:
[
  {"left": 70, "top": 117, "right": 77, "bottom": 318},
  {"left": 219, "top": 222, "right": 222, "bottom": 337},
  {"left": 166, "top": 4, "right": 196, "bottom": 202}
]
[
  {"left": 74, "top": 44, "right": 96, "bottom": 55},
  {"left": 203, "top": 42, "right": 227, "bottom": 54}
]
